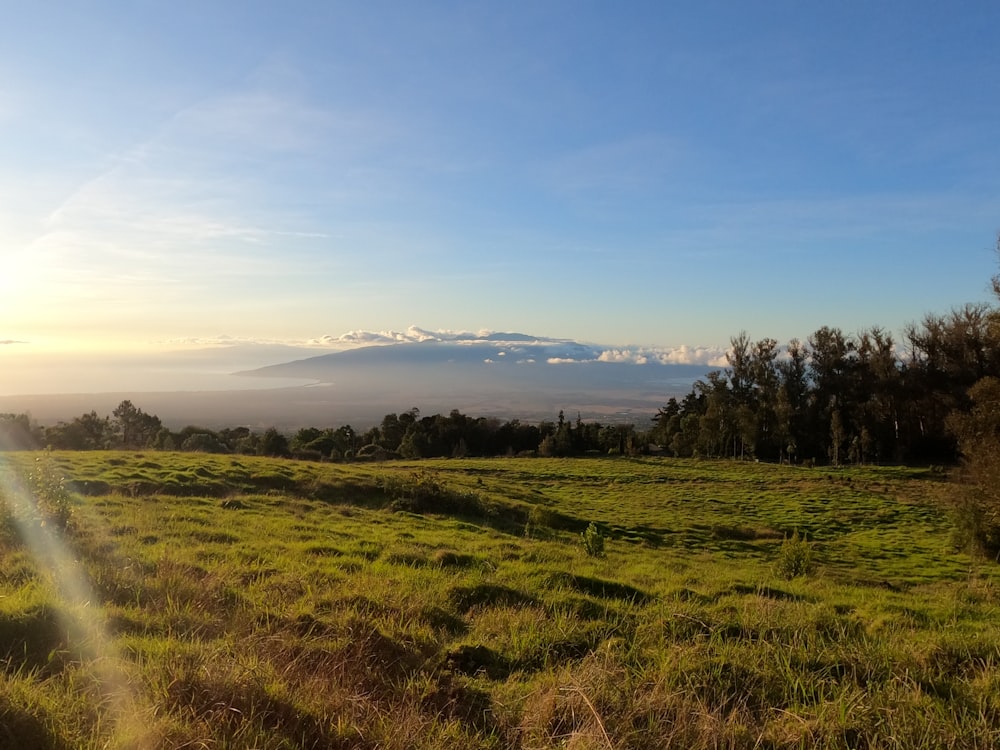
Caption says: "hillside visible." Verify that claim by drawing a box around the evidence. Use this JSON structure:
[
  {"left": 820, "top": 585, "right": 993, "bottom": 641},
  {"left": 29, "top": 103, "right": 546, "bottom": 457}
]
[{"left": 1, "top": 452, "right": 997, "bottom": 749}]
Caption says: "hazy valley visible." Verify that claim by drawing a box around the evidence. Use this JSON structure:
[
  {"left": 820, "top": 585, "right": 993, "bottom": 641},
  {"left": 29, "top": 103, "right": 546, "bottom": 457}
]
[{"left": 0, "top": 334, "right": 712, "bottom": 430}]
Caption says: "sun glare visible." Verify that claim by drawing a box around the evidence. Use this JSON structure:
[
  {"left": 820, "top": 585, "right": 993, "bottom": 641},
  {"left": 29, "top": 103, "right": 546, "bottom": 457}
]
[{"left": 0, "top": 451, "right": 152, "bottom": 744}]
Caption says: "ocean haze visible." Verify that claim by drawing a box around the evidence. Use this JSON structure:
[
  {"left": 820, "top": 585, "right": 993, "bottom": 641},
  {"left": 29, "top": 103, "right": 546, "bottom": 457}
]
[{"left": 0, "top": 333, "right": 712, "bottom": 430}]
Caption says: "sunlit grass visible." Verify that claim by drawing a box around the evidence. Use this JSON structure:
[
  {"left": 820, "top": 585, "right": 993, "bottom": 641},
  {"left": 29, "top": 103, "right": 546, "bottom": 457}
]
[{"left": 1, "top": 451, "right": 997, "bottom": 748}]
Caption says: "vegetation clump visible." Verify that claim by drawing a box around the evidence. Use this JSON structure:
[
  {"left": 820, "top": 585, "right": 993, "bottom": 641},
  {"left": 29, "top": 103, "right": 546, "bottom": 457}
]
[
  {"left": 378, "top": 470, "right": 490, "bottom": 518},
  {"left": 524, "top": 505, "right": 558, "bottom": 538},
  {"left": 1, "top": 453, "right": 74, "bottom": 534},
  {"left": 580, "top": 521, "right": 606, "bottom": 558},
  {"left": 775, "top": 530, "right": 814, "bottom": 579}
]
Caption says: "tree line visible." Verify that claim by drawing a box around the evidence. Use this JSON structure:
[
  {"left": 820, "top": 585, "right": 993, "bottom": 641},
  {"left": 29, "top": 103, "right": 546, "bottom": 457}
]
[
  {"left": 0, "top": 402, "right": 644, "bottom": 460},
  {"left": 2, "top": 257, "right": 998, "bottom": 470},
  {"left": 652, "top": 303, "right": 998, "bottom": 465},
  {"left": 1, "top": 299, "right": 997, "bottom": 466}
]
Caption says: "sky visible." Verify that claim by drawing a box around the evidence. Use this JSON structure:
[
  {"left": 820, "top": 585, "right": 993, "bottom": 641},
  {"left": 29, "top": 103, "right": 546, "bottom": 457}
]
[{"left": 3, "top": 1, "right": 1000, "bottom": 370}]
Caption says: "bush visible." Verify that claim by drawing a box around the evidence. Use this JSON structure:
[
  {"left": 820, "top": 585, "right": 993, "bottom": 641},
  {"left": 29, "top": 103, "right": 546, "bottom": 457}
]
[
  {"left": 951, "top": 491, "right": 1000, "bottom": 560},
  {"left": 1, "top": 453, "right": 74, "bottom": 533},
  {"left": 180, "top": 432, "right": 229, "bottom": 453},
  {"left": 580, "top": 522, "right": 606, "bottom": 558},
  {"left": 948, "top": 377, "right": 1000, "bottom": 560},
  {"left": 776, "top": 530, "right": 813, "bottom": 579},
  {"left": 524, "top": 506, "right": 558, "bottom": 538},
  {"left": 378, "top": 471, "right": 487, "bottom": 517}
]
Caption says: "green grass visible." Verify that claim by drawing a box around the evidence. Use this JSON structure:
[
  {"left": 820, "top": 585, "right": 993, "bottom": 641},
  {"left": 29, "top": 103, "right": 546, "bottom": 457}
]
[{"left": 1, "top": 451, "right": 998, "bottom": 748}]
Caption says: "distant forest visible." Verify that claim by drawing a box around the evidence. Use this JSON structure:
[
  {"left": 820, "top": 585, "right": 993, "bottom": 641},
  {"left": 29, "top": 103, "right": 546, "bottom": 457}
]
[
  {"left": 0, "top": 401, "right": 642, "bottom": 461},
  {"left": 652, "top": 305, "right": 995, "bottom": 465},
  {"left": 2, "top": 290, "right": 999, "bottom": 467}
]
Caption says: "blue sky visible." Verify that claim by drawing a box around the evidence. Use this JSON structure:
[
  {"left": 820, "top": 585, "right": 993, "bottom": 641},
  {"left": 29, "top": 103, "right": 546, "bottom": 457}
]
[{"left": 2, "top": 1, "right": 999, "bottom": 360}]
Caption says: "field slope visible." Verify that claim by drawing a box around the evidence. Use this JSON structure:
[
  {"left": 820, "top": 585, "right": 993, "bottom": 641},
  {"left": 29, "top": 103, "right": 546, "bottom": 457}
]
[{"left": 1, "top": 452, "right": 998, "bottom": 749}]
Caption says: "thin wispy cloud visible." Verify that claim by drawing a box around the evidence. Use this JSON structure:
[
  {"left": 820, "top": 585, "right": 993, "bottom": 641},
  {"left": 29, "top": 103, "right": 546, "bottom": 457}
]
[{"left": 1, "top": 3, "right": 997, "bottom": 353}]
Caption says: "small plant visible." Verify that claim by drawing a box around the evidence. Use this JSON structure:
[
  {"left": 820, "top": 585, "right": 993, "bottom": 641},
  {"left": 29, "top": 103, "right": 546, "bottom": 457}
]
[
  {"left": 4, "top": 453, "right": 75, "bottom": 531},
  {"left": 580, "top": 522, "right": 606, "bottom": 558},
  {"left": 776, "top": 530, "right": 813, "bottom": 579},
  {"left": 524, "top": 506, "right": 557, "bottom": 538}
]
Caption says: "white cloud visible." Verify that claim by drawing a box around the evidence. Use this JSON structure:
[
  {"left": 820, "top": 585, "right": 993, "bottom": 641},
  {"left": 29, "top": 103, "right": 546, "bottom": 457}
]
[
  {"left": 647, "top": 345, "right": 729, "bottom": 367},
  {"left": 301, "top": 327, "right": 735, "bottom": 368},
  {"left": 160, "top": 327, "right": 733, "bottom": 369},
  {"left": 597, "top": 349, "right": 648, "bottom": 365}
]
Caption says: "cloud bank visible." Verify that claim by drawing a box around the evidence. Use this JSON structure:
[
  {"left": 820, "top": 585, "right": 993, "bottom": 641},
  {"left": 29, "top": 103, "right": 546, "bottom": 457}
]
[
  {"left": 312, "top": 327, "right": 730, "bottom": 367},
  {"left": 159, "top": 326, "right": 731, "bottom": 367}
]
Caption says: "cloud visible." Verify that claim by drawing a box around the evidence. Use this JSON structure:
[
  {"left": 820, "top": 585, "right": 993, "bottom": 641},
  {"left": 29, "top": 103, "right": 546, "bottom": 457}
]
[
  {"left": 645, "top": 345, "right": 730, "bottom": 367},
  {"left": 1, "top": 340, "right": 28, "bottom": 345},
  {"left": 307, "top": 327, "right": 735, "bottom": 367},
  {"left": 597, "top": 349, "right": 649, "bottom": 365},
  {"left": 328, "top": 329, "right": 415, "bottom": 346},
  {"left": 317, "top": 326, "right": 551, "bottom": 347},
  {"left": 162, "top": 327, "right": 733, "bottom": 368},
  {"left": 162, "top": 335, "right": 327, "bottom": 349}
]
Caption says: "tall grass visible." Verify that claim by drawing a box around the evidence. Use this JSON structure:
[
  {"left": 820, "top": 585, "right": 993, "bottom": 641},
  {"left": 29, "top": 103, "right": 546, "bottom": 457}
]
[{"left": 0, "top": 451, "right": 996, "bottom": 748}]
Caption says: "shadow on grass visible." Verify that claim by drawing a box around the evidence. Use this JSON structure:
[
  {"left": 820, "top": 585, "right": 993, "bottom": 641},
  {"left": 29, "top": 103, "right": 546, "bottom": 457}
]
[
  {"left": 448, "top": 584, "right": 538, "bottom": 612},
  {"left": 0, "top": 695, "right": 71, "bottom": 750},
  {"left": 0, "top": 603, "right": 71, "bottom": 675},
  {"left": 546, "top": 572, "right": 653, "bottom": 604},
  {"left": 727, "top": 583, "right": 807, "bottom": 602}
]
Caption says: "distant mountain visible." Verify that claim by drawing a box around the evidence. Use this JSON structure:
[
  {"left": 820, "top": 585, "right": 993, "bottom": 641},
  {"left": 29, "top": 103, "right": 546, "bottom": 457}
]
[
  {"left": 234, "top": 335, "right": 712, "bottom": 425},
  {"left": 0, "top": 331, "right": 717, "bottom": 430},
  {"left": 241, "top": 338, "right": 600, "bottom": 373}
]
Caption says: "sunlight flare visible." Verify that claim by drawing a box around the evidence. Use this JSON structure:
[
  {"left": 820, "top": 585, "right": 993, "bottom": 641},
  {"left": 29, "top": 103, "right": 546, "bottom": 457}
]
[{"left": 0, "top": 450, "right": 152, "bottom": 746}]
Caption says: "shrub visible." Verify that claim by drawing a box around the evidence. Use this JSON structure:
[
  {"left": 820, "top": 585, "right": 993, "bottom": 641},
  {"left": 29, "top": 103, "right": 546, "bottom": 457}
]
[
  {"left": 951, "top": 491, "right": 1000, "bottom": 560},
  {"left": 580, "top": 522, "right": 606, "bottom": 558},
  {"left": 948, "top": 377, "right": 1000, "bottom": 560},
  {"left": 2, "top": 453, "right": 74, "bottom": 532},
  {"left": 180, "top": 432, "right": 229, "bottom": 453},
  {"left": 776, "top": 530, "right": 813, "bottom": 579},
  {"left": 378, "top": 471, "right": 487, "bottom": 517},
  {"left": 524, "top": 506, "right": 558, "bottom": 538}
]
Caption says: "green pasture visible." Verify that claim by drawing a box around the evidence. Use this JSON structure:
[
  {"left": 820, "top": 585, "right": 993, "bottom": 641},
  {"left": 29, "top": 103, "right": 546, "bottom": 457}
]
[{"left": 1, "top": 451, "right": 997, "bottom": 749}]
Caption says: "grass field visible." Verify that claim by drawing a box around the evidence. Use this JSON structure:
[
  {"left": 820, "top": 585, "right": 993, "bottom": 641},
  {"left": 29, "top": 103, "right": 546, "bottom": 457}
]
[{"left": 1, "top": 451, "right": 998, "bottom": 749}]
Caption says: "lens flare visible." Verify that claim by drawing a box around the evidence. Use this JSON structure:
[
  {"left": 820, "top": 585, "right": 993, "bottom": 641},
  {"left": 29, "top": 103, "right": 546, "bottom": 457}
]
[{"left": 0, "top": 450, "right": 150, "bottom": 745}]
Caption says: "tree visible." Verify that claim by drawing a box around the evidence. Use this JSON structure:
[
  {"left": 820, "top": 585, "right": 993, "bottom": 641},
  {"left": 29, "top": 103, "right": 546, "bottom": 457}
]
[
  {"left": 950, "top": 377, "right": 1000, "bottom": 557},
  {"left": 181, "top": 432, "right": 228, "bottom": 453},
  {"left": 112, "top": 400, "right": 161, "bottom": 449},
  {"left": 948, "top": 238, "right": 1000, "bottom": 557},
  {"left": 259, "top": 427, "right": 290, "bottom": 457},
  {"left": 0, "top": 413, "right": 40, "bottom": 450},
  {"left": 291, "top": 427, "right": 324, "bottom": 454},
  {"left": 806, "top": 327, "right": 856, "bottom": 463},
  {"left": 696, "top": 371, "right": 734, "bottom": 458},
  {"left": 331, "top": 425, "right": 357, "bottom": 457},
  {"left": 903, "top": 303, "right": 997, "bottom": 462},
  {"left": 45, "top": 411, "right": 114, "bottom": 450}
]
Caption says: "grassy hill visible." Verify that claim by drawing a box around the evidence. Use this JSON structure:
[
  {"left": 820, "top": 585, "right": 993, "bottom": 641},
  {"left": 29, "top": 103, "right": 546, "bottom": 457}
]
[{"left": 1, "top": 451, "right": 998, "bottom": 749}]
